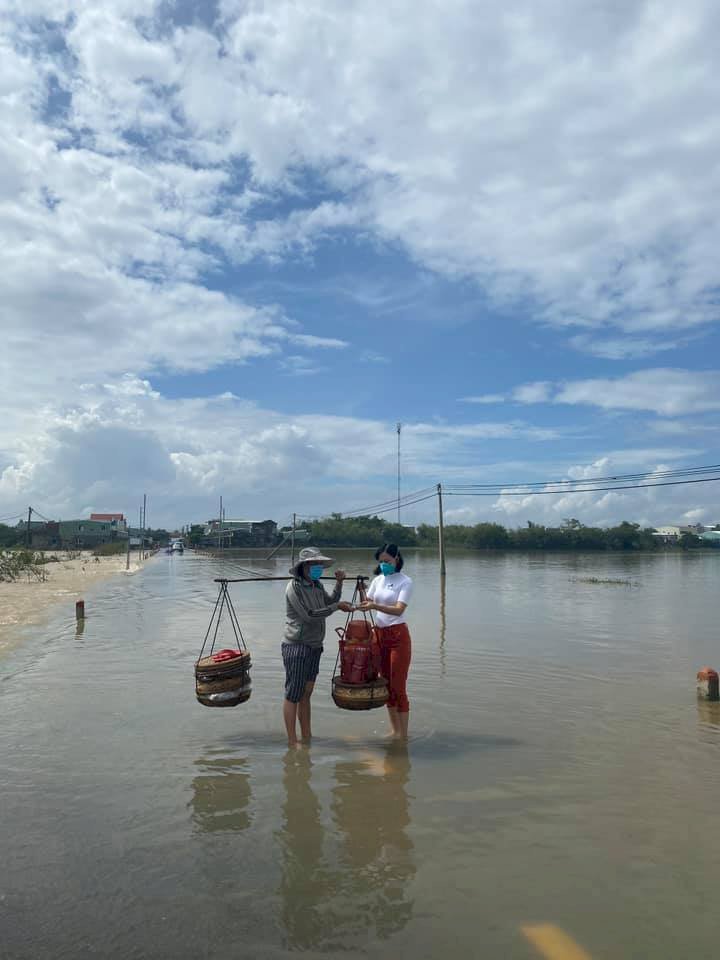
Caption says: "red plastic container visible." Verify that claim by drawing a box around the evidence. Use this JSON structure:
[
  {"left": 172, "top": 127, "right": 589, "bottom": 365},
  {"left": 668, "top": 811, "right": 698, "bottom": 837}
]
[
  {"left": 343, "top": 619, "right": 373, "bottom": 642},
  {"left": 339, "top": 640, "right": 377, "bottom": 685}
]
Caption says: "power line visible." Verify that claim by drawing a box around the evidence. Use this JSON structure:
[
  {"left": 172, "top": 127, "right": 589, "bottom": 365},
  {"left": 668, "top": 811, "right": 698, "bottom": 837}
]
[
  {"left": 446, "top": 463, "right": 720, "bottom": 491},
  {"left": 340, "top": 486, "right": 438, "bottom": 519},
  {"left": 445, "top": 475, "right": 720, "bottom": 496},
  {"left": 292, "top": 460, "right": 720, "bottom": 524},
  {"left": 297, "top": 485, "right": 437, "bottom": 522}
]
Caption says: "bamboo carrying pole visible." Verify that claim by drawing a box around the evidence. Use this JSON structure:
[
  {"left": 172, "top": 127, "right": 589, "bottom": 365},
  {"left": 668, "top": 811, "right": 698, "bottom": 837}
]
[{"left": 214, "top": 575, "right": 369, "bottom": 584}]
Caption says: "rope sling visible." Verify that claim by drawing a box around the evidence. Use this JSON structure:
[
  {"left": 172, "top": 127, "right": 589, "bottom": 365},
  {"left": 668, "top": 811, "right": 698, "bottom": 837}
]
[
  {"left": 194, "top": 574, "right": 388, "bottom": 711},
  {"left": 195, "top": 581, "right": 252, "bottom": 708},
  {"left": 331, "top": 577, "right": 389, "bottom": 711}
]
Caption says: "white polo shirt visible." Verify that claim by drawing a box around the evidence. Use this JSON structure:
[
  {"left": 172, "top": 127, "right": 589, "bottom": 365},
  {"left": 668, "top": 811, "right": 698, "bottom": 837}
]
[{"left": 367, "top": 572, "right": 413, "bottom": 628}]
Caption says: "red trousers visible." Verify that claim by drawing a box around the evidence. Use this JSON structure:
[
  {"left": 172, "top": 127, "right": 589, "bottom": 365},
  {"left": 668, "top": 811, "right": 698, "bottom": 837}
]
[{"left": 375, "top": 623, "right": 411, "bottom": 713}]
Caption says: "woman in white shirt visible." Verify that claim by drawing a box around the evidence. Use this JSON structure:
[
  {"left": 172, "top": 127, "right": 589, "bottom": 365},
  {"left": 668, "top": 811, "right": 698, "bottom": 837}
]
[{"left": 359, "top": 543, "right": 413, "bottom": 740}]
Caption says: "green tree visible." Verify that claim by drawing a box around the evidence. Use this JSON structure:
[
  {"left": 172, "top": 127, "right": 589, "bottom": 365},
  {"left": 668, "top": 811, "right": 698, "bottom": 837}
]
[
  {"left": 469, "top": 522, "right": 509, "bottom": 548},
  {"left": 679, "top": 531, "right": 701, "bottom": 550},
  {"left": 0, "top": 524, "right": 21, "bottom": 548},
  {"left": 187, "top": 524, "right": 206, "bottom": 546}
]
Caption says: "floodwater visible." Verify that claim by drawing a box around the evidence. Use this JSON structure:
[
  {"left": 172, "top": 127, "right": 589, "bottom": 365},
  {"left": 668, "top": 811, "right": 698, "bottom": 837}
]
[{"left": 1, "top": 549, "right": 719, "bottom": 959}]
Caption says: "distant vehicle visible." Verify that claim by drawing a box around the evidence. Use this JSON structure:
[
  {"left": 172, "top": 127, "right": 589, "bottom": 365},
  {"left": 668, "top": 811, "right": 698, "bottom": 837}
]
[{"left": 169, "top": 538, "right": 185, "bottom": 554}]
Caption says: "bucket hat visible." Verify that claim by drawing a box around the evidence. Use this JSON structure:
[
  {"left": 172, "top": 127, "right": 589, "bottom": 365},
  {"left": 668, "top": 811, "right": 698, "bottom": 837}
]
[{"left": 290, "top": 546, "right": 334, "bottom": 577}]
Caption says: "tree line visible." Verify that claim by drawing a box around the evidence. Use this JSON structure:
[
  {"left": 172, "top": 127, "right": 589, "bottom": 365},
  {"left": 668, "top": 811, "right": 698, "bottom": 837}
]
[
  {"left": 301, "top": 515, "right": 714, "bottom": 551},
  {"left": 3, "top": 517, "right": 713, "bottom": 553}
]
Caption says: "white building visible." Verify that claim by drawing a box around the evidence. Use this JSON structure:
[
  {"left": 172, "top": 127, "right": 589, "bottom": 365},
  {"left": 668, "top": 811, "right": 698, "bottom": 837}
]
[{"left": 653, "top": 523, "right": 705, "bottom": 540}]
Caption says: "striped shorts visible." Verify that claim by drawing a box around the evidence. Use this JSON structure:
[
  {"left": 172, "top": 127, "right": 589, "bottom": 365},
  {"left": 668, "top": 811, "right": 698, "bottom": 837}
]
[{"left": 281, "top": 642, "right": 323, "bottom": 703}]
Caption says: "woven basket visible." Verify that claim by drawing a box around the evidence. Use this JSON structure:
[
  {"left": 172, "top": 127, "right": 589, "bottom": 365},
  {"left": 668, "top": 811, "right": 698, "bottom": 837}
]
[
  {"left": 196, "top": 672, "right": 251, "bottom": 695},
  {"left": 196, "top": 680, "right": 252, "bottom": 708},
  {"left": 332, "top": 676, "right": 389, "bottom": 711},
  {"left": 195, "top": 664, "right": 252, "bottom": 686},
  {"left": 196, "top": 651, "right": 251, "bottom": 676}
]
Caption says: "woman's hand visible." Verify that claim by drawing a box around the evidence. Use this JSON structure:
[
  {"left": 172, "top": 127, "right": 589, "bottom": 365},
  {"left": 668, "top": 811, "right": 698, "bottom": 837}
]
[
  {"left": 338, "top": 601, "right": 354, "bottom": 612},
  {"left": 334, "top": 569, "right": 346, "bottom": 581},
  {"left": 357, "top": 600, "right": 374, "bottom": 611}
]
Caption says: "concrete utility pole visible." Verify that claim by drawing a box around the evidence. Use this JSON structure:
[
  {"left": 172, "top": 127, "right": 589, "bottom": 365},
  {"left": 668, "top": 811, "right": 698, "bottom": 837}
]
[
  {"left": 26, "top": 506, "right": 32, "bottom": 549},
  {"left": 397, "top": 422, "right": 402, "bottom": 524},
  {"left": 290, "top": 513, "right": 297, "bottom": 568},
  {"left": 437, "top": 483, "right": 446, "bottom": 578}
]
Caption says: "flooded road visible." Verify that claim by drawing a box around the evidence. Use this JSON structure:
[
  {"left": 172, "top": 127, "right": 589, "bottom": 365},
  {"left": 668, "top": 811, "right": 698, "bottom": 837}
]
[{"left": 2, "top": 549, "right": 719, "bottom": 958}]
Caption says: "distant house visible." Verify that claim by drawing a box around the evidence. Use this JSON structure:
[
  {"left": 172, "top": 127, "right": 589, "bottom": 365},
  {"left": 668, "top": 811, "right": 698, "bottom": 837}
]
[
  {"left": 699, "top": 531, "right": 720, "bottom": 544},
  {"left": 16, "top": 516, "right": 129, "bottom": 549},
  {"left": 15, "top": 520, "right": 62, "bottom": 549},
  {"left": 58, "top": 519, "right": 127, "bottom": 548},
  {"left": 652, "top": 524, "right": 705, "bottom": 541},
  {"left": 90, "top": 513, "right": 128, "bottom": 533},
  {"left": 202, "top": 518, "right": 278, "bottom": 547}
]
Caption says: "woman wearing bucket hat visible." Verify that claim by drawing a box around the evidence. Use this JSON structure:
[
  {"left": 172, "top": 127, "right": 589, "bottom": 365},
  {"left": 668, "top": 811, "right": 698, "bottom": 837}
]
[
  {"left": 358, "top": 543, "right": 413, "bottom": 740},
  {"left": 283, "top": 547, "right": 353, "bottom": 746}
]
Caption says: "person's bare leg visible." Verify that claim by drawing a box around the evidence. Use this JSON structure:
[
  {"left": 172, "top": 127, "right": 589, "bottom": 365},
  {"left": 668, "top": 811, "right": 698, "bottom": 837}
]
[
  {"left": 284, "top": 699, "right": 299, "bottom": 746},
  {"left": 386, "top": 705, "right": 401, "bottom": 737},
  {"left": 298, "top": 681, "right": 315, "bottom": 741},
  {"left": 397, "top": 710, "right": 409, "bottom": 741}
]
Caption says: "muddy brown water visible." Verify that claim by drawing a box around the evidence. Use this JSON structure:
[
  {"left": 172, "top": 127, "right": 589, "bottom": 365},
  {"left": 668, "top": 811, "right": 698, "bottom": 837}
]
[{"left": 1, "top": 549, "right": 719, "bottom": 958}]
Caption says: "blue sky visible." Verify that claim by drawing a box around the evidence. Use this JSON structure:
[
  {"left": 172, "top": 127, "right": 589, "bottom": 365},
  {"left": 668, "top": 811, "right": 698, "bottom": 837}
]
[{"left": 1, "top": 0, "right": 719, "bottom": 530}]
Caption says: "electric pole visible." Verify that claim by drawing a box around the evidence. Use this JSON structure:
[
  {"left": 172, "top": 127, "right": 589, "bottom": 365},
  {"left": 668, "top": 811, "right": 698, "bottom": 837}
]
[
  {"left": 397, "top": 422, "right": 402, "bottom": 524},
  {"left": 437, "top": 483, "right": 446, "bottom": 577}
]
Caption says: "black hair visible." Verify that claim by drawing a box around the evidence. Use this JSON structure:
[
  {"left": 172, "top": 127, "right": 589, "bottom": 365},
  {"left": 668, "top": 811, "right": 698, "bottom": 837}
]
[{"left": 373, "top": 542, "right": 403, "bottom": 575}]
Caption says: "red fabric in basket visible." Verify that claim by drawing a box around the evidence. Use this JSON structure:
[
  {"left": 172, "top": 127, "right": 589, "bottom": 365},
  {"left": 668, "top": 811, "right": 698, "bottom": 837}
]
[{"left": 212, "top": 648, "right": 242, "bottom": 662}]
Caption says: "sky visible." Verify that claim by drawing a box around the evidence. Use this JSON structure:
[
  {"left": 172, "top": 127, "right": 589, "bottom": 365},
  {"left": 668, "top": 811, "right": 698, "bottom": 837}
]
[{"left": 1, "top": 0, "right": 719, "bottom": 531}]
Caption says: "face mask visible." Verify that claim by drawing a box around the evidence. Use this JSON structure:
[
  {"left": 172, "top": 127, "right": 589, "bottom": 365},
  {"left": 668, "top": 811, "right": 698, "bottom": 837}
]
[
  {"left": 379, "top": 561, "right": 396, "bottom": 576},
  {"left": 309, "top": 564, "right": 324, "bottom": 580}
]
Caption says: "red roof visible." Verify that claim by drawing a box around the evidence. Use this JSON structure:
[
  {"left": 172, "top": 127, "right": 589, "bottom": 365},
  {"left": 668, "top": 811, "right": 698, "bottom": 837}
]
[{"left": 90, "top": 513, "right": 125, "bottom": 521}]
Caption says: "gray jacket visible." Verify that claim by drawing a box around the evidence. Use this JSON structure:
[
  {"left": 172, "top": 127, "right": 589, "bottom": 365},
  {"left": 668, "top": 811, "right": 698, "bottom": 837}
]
[{"left": 284, "top": 577, "right": 342, "bottom": 648}]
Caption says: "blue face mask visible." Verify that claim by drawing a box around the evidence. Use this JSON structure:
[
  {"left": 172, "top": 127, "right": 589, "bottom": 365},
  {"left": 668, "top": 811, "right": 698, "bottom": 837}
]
[
  {"left": 379, "top": 561, "right": 396, "bottom": 576},
  {"left": 309, "top": 564, "right": 324, "bottom": 580}
]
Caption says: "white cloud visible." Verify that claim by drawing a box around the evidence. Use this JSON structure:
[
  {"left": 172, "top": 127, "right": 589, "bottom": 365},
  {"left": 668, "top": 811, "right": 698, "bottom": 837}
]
[
  {"left": 554, "top": 369, "right": 720, "bottom": 415},
  {"left": 2, "top": 3, "right": 720, "bottom": 531},
  {"left": 487, "top": 369, "right": 720, "bottom": 416},
  {"left": 486, "top": 452, "right": 718, "bottom": 527},
  {"left": 568, "top": 334, "right": 690, "bottom": 360},
  {"left": 513, "top": 382, "right": 553, "bottom": 404},
  {"left": 6, "top": 0, "right": 719, "bottom": 357},
  {"left": 0, "top": 375, "right": 567, "bottom": 525},
  {"left": 459, "top": 394, "right": 506, "bottom": 404}
]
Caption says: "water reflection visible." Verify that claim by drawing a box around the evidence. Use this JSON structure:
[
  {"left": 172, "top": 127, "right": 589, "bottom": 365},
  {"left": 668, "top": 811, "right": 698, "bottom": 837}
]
[
  {"left": 696, "top": 699, "right": 720, "bottom": 734},
  {"left": 277, "top": 749, "right": 335, "bottom": 950},
  {"left": 276, "top": 744, "right": 415, "bottom": 951},
  {"left": 189, "top": 754, "right": 252, "bottom": 834},
  {"left": 439, "top": 577, "right": 447, "bottom": 676},
  {"left": 331, "top": 744, "right": 415, "bottom": 942}
]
